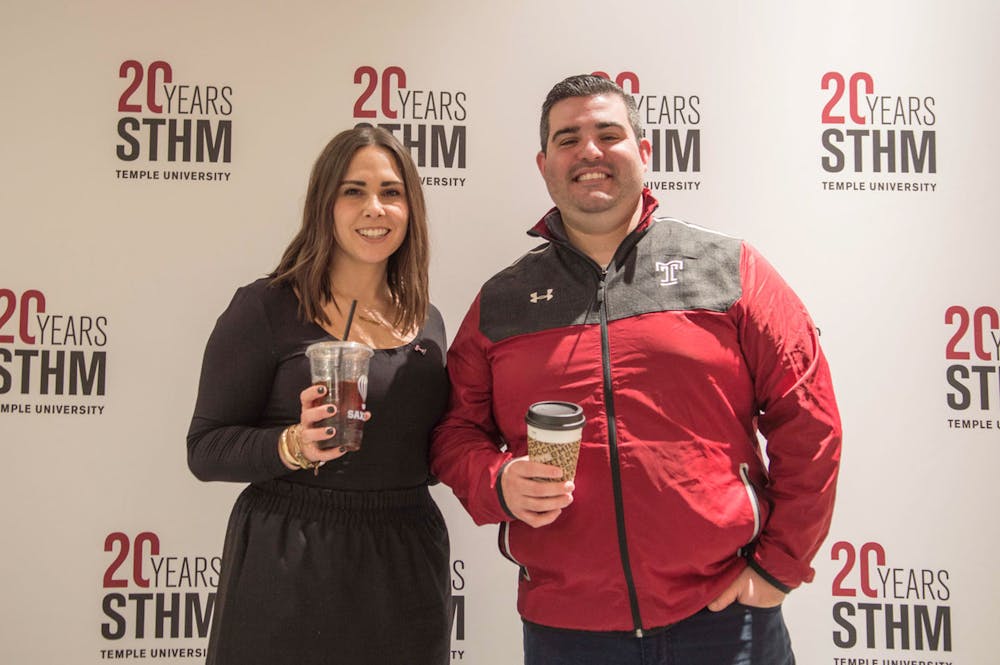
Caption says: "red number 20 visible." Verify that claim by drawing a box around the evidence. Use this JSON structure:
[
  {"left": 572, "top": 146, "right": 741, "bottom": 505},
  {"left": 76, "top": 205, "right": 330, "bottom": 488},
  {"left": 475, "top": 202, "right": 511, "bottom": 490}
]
[
  {"left": 831, "top": 540, "right": 885, "bottom": 598},
  {"left": 353, "top": 66, "right": 406, "bottom": 119},
  {"left": 946, "top": 305, "right": 1000, "bottom": 361},
  {"left": 117, "top": 60, "right": 173, "bottom": 113},
  {"left": 103, "top": 531, "right": 160, "bottom": 588},
  {"left": 591, "top": 71, "right": 640, "bottom": 95},
  {"left": 0, "top": 289, "right": 45, "bottom": 344},
  {"left": 821, "top": 71, "right": 873, "bottom": 124}
]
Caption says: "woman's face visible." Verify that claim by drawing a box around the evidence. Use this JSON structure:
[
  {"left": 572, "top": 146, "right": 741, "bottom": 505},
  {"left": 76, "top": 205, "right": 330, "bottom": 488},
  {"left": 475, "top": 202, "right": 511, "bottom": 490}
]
[{"left": 331, "top": 145, "right": 409, "bottom": 271}]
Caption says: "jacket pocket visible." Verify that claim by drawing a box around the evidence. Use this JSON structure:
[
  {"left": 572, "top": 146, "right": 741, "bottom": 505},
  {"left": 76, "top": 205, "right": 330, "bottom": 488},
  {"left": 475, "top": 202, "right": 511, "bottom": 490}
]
[
  {"left": 497, "top": 521, "right": 531, "bottom": 581},
  {"left": 738, "top": 462, "right": 762, "bottom": 543}
]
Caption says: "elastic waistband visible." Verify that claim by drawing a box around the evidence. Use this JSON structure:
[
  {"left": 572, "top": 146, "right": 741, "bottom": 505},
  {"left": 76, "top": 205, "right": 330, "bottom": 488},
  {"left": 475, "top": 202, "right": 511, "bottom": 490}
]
[{"left": 240, "top": 479, "right": 435, "bottom": 524}]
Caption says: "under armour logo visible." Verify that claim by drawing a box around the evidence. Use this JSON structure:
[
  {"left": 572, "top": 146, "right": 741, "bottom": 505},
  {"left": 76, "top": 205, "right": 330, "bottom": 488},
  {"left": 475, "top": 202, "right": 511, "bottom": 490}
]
[
  {"left": 413, "top": 344, "right": 427, "bottom": 355},
  {"left": 656, "top": 260, "right": 684, "bottom": 286},
  {"left": 530, "top": 289, "right": 554, "bottom": 303}
]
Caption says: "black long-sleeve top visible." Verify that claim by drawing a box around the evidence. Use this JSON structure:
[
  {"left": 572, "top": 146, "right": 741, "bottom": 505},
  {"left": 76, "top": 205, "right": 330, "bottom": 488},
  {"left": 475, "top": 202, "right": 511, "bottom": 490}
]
[{"left": 187, "top": 278, "right": 448, "bottom": 491}]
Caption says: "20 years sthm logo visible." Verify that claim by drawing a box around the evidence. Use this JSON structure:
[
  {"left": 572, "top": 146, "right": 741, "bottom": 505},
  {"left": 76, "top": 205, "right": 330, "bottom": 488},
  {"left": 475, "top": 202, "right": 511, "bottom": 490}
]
[
  {"left": 591, "top": 70, "right": 702, "bottom": 194},
  {"left": 115, "top": 60, "right": 233, "bottom": 183},
  {"left": 0, "top": 288, "right": 107, "bottom": 416},
  {"left": 100, "top": 531, "right": 219, "bottom": 660},
  {"left": 944, "top": 305, "right": 1000, "bottom": 431},
  {"left": 351, "top": 65, "right": 467, "bottom": 188},
  {"left": 830, "top": 540, "right": 952, "bottom": 663},
  {"left": 820, "top": 71, "right": 937, "bottom": 193}
]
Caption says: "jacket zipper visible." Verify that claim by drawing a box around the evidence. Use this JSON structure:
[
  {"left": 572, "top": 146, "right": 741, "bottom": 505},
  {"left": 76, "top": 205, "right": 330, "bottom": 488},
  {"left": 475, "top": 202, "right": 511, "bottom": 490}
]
[
  {"left": 738, "top": 462, "right": 762, "bottom": 542},
  {"left": 597, "top": 269, "right": 645, "bottom": 637}
]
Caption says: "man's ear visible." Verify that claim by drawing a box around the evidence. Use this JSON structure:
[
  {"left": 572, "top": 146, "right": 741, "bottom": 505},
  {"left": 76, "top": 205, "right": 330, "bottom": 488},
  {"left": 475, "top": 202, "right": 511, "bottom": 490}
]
[{"left": 638, "top": 138, "right": 652, "bottom": 169}]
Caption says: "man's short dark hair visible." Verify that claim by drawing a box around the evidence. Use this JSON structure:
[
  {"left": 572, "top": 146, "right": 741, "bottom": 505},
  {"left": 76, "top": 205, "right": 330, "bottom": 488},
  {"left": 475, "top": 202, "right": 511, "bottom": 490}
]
[{"left": 539, "top": 74, "right": 643, "bottom": 152}]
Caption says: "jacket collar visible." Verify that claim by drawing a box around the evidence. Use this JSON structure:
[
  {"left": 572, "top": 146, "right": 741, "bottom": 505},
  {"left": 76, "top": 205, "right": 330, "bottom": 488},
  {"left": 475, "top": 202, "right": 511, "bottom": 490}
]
[{"left": 527, "top": 188, "right": 661, "bottom": 243}]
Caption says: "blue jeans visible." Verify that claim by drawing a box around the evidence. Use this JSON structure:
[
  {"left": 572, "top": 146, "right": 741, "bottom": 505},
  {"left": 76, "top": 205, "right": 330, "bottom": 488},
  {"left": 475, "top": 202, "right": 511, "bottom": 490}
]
[{"left": 523, "top": 604, "right": 795, "bottom": 665}]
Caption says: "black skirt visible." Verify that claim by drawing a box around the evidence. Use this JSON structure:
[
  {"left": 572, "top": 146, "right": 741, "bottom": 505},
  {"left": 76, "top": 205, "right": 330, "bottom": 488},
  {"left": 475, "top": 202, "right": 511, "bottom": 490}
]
[{"left": 207, "top": 479, "right": 452, "bottom": 665}]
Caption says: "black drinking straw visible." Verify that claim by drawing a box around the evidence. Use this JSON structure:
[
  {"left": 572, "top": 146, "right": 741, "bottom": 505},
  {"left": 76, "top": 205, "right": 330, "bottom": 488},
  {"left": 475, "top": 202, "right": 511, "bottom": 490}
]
[{"left": 343, "top": 299, "right": 357, "bottom": 340}]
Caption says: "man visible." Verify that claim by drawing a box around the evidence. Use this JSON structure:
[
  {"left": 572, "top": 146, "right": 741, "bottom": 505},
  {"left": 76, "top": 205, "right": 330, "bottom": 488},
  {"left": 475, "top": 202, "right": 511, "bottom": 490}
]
[{"left": 431, "top": 74, "right": 842, "bottom": 664}]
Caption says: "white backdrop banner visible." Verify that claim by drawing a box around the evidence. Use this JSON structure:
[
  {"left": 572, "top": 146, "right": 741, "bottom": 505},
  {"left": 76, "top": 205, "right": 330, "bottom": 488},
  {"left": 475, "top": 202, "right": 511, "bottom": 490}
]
[{"left": 2, "top": 1, "right": 997, "bottom": 664}]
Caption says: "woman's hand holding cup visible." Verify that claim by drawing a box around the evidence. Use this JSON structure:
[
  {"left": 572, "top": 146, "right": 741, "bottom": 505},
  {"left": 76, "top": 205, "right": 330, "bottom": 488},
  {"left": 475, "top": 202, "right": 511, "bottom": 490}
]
[{"left": 298, "top": 384, "right": 371, "bottom": 461}]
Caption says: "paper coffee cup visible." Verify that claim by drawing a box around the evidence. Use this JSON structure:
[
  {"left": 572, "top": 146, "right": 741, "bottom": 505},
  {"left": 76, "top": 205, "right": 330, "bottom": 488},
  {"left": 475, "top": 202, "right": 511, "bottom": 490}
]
[
  {"left": 305, "top": 341, "right": 373, "bottom": 451},
  {"left": 525, "top": 401, "right": 585, "bottom": 481}
]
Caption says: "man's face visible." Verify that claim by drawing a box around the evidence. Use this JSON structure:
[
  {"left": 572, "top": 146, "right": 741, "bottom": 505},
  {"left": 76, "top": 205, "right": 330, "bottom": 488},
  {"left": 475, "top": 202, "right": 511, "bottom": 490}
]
[{"left": 536, "top": 94, "right": 651, "bottom": 229}]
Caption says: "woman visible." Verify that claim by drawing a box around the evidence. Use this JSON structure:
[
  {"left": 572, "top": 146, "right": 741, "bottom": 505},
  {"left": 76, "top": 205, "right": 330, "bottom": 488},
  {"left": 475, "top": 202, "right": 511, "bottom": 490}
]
[{"left": 187, "top": 126, "right": 451, "bottom": 665}]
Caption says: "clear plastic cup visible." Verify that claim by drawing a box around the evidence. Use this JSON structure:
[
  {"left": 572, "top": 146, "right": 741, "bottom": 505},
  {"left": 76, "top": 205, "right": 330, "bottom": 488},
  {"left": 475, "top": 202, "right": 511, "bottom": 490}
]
[{"left": 305, "top": 341, "right": 374, "bottom": 451}]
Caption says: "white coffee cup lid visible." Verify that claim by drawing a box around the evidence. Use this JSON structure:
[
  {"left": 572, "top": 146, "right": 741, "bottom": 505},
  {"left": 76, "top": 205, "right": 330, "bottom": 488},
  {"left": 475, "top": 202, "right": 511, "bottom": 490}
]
[{"left": 525, "top": 401, "right": 585, "bottom": 430}]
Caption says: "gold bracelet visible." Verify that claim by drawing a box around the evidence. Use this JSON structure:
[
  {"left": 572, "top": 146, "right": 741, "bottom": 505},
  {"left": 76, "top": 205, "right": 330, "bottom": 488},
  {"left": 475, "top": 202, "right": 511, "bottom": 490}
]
[
  {"left": 286, "top": 424, "right": 321, "bottom": 476},
  {"left": 278, "top": 428, "right": 298, "bottom": 469}
]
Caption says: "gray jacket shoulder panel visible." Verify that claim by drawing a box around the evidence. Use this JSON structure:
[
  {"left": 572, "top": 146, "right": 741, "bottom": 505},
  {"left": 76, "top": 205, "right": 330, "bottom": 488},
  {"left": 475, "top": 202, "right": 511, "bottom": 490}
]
[
  {"left": 616, "top": 217, "right": 743, "bottom": 319},
  {"left": 478, "top": 217, "right": 744, "bottom": 343},
  {"left": 479, "top": 242, "right": 599, "bottom": 343}
]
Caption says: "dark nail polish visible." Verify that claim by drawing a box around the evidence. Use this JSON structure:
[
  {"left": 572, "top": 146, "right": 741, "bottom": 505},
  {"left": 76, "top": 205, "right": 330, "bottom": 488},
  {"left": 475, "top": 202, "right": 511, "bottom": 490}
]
[
  {"left": 339, "top": 446, "right": 347, "bottom": 453},
  {"left": 317, "top": 385, "right": 326, "bottom": 394},
  {"left": 326, "top": 405, "right": 335, "bottom": 414},
  {"left": 325, "top": 427, "right": 334, "bottom": 436}
]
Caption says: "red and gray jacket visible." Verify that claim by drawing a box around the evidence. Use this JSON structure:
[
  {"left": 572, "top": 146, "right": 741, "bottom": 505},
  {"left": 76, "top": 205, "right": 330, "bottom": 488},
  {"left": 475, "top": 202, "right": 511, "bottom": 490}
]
[{"left": 430, "top": 190, "right": 842, "bottom": 633}]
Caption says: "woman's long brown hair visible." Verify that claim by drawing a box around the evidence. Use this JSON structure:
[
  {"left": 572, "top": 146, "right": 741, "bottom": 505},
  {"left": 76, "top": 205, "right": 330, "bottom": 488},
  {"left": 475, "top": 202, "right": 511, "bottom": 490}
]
[{"left": 270, "top": 125, "right": 430, "bottom": 333}]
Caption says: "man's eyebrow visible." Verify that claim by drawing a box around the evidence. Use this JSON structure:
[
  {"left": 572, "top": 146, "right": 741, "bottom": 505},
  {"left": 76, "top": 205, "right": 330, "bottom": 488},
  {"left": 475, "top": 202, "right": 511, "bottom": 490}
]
[
  {"left": 550, "top": 126, "right": 580, "bottom": 143},
  {"left": 550, "top": 121, "right": 627, "bottom": 143},
  {"left": 596, "top": 121, "right": 626, "bottom": 131}
]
